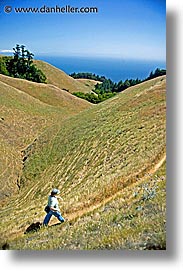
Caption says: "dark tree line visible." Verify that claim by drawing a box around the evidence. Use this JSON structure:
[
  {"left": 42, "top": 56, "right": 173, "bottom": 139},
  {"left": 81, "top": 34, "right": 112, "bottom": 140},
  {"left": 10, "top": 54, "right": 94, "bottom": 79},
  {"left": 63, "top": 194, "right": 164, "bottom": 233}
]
[
  {"left": 0, "top": 44, "right": 46, "bottom": 83},
  {"left": 70, "top": 72, "right": 107, "bottom": 82},
  {"left": 145, "top": 68, "right": 166, "bottom": 80},
  {"left": 72, "top": 68, "right": 166, "bottom": 104}
]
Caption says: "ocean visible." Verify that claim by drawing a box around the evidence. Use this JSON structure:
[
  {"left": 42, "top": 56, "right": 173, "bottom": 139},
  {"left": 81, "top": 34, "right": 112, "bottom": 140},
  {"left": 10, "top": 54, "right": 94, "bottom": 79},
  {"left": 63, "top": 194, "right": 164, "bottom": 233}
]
[{"left": 36, "top": 55, "right": 166, "bottom": 83}]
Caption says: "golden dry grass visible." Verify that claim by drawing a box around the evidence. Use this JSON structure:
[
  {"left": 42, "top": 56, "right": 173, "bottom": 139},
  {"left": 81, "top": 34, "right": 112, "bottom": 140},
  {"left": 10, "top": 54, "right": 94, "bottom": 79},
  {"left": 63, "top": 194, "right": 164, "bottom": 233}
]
[
  {"left": 0, "top": 75, "right": 166, "bottom": 250},
  {"left": 77, "top": 78, "right": 102, "bottom": 91},
  {"left": 0, "top": 73, "right": 91, "bottom": 201},
  {"left": 0, "top": 74, "right": 91, "bottom": 110},
  {"left": 6, "top": 161, "right": 166, "bottom": 250},
  {"left": 34, "top": 60, "right": 95, "bottom": 94}
]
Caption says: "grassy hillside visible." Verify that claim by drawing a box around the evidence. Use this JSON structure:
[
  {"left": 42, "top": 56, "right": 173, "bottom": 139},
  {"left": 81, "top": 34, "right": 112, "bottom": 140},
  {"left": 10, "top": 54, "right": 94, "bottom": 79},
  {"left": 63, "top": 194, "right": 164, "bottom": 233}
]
[
  {"left": 10, "top": 162, "right": 166, "bottom": 250},
  {"left": 77, "top": 78, "right": 101, "bottom": 91},
  {"left": 0, "top": 76, "right": 166, "bottom": 249},
  {"left": 0, "top": 75, "right": 91, "bottom": 201},
  {"left": 34, "top": 60, "right": 95, "bottom": 94},
  {"left": 0, "top": 74, "right": 91, "bottom": 110}
]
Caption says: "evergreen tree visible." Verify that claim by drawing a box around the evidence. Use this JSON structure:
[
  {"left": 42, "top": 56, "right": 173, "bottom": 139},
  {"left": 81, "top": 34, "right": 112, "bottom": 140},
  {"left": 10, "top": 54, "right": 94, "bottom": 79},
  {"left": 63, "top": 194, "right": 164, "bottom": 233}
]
[{"left": 3, "top": 44, "right": 46, "bottom": 83}]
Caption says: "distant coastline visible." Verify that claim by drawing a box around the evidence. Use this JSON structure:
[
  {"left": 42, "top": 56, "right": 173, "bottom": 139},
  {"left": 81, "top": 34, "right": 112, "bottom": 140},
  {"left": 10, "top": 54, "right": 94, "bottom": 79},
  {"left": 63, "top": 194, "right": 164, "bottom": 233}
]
[{"left": 35, "top": 55, "right": 166, "bottom": 82}]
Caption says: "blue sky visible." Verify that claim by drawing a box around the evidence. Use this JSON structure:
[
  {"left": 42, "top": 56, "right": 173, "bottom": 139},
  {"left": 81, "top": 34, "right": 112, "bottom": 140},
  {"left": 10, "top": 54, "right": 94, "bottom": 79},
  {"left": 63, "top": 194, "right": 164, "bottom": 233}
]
[{"left": 0, "top": 0, "right": 166, "bottom": 61}]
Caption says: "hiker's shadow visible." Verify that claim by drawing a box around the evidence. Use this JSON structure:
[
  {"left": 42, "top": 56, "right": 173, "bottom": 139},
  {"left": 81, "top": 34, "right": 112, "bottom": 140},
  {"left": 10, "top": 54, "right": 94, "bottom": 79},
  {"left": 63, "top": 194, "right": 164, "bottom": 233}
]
[
  {"left": 24, "top": 221, "right": 64, "bottom": 234},
  {"left": 24, "top": 222, "right": 42, "bottom": 234}
]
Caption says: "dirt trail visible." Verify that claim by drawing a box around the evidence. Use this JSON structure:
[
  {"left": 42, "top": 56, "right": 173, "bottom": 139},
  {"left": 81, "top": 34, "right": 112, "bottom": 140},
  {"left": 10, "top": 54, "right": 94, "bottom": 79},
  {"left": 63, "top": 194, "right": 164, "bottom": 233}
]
[
  {"left": 65, "top": 154, "right": 166, "bottom": 222},
  {"left": 4, "top": 154, "right": 166, "bottom": 239}
]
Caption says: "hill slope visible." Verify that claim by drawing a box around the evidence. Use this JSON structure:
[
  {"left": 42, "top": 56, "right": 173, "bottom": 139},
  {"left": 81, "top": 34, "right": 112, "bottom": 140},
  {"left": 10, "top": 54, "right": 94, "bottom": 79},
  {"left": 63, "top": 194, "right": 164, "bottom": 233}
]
[
  {"left": 0, "top": 76, "right": 166, "bottom": 249},
  {"left": 0, "top": 75, "right": 91, "bottom": 200},
  {"left": 0, "top": 74, "right": 91, "bottom": 110},
  {"left": 34, "top": 60, "right": 95, "bottom": 94}
]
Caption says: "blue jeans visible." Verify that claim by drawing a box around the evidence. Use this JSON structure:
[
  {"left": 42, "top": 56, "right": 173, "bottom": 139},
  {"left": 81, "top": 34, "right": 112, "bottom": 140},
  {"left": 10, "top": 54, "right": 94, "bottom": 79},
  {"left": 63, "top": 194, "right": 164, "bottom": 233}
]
[{"left": 43, "top": 210, "right": 65, "bottom": 226}]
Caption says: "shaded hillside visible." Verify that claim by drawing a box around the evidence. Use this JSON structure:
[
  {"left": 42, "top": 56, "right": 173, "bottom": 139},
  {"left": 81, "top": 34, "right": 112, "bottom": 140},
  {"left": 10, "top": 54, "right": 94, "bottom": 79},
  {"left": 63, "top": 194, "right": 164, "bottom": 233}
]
[
  {"left": 0, "top": 75, "right": 91, "bottom": 200},
  {"left": 0, "top": 76, "right": 166, "bottom": 249},
  {"left": 34, "top": 60, "right": 95, "bottom": 94}
]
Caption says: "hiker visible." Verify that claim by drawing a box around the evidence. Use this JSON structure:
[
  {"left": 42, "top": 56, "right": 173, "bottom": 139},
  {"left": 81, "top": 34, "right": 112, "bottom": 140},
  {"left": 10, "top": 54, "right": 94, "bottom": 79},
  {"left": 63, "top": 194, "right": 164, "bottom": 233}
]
[{"left": 43, "top": 188, "right": 65, "bottom": 226}]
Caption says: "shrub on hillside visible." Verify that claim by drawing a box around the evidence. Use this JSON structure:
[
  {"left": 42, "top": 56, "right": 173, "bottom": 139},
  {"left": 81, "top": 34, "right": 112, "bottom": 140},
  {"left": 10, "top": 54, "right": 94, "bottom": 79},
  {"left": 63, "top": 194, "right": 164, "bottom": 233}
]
[{"left": 0, "top": 56, "right": 10, "bottom": 76}]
